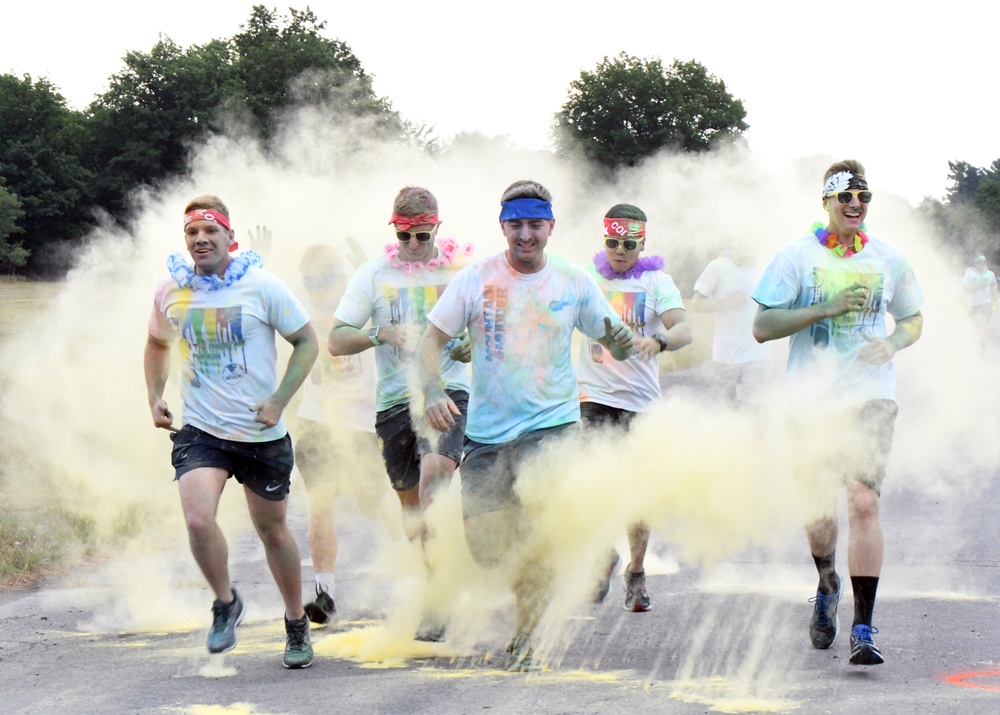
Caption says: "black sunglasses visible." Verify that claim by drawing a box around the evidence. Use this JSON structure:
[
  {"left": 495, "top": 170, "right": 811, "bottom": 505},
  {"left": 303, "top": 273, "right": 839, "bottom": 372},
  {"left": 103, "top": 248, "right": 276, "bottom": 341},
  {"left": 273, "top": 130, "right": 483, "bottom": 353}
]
[
  {"left": 828, "top": 190, "right": 873, "bottom": 205},
  {"left": 605, "top": 237, "right": 640, "bottom": 251},
  {"left": 396, "top": 230, "right": 434, "bottom": 243}
]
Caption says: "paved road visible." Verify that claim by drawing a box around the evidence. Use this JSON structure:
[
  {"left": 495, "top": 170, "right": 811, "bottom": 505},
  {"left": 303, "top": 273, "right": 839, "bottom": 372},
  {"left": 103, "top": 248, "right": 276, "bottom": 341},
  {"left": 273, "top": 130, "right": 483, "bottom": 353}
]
[{"left": 3, "top": 322, "right": 999, "bottom": 715}]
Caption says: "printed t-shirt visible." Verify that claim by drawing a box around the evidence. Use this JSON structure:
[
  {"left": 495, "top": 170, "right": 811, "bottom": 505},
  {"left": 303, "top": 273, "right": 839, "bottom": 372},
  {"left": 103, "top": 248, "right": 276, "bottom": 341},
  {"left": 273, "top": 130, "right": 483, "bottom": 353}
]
[
  {"left": 149, "top": 265, "right": 309, "bottom": 441},
  {"left": 428, "top": 251, "right": 624, "bottom": 443}
]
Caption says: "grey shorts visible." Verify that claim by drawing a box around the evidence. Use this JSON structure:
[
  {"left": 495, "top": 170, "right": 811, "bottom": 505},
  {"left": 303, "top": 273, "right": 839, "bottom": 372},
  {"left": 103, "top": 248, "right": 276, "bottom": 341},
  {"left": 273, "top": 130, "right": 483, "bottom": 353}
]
[
  {"left": 170, "top": 424, "right": 294, "bottom": 501},
  {"left": 375, "top": 390, "right": 468, "bottom": 492},
  {"left": 293, "top": 420, "right": 382, "bottom": 490},
  {"left": 460, "top": 422, "right": 579, "bottom": 518}
]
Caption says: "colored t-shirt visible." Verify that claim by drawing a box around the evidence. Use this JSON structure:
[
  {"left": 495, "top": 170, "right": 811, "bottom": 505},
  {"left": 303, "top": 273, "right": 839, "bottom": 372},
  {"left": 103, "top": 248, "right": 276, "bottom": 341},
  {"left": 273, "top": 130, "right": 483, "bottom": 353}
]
[
  {"left": 693, "top": 256, "right": 772, "bottom": 365},
  {"left": 428, "top": 251, "right": 625, "bottom": 444},
  {"left": 296, "top": 290, "right": 376, "bottom": 433},
  {"left": 148, "top": 265, "right": 310, "bottom": 442},
  {"left": 752, "top": 234, "right": 924, "bottom": 402},
  {"left": 335, "top": 248, "right": 470, "bottom": 411},
  {"left": 576, "top": 263, "right": 685, "bottom": 412},
  {"left": 962, "top": 268, "right": 997, "bottom": 307}
]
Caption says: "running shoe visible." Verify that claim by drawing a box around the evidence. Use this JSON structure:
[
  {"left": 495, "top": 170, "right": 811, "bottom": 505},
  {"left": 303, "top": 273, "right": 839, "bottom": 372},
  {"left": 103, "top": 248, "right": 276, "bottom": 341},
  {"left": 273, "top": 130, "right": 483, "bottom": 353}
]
[
  {"left": 623, "top": 567, "right": 651, "bottom": 612},
  {"left": 283, "top": 615, "right": 314, "bottom": 669},
  {"left": 506, "top": 633, "right": 542, "bottom": 672},
  {"left": 303, "top": 586, "right": 336, "bottom": 625},
  {"left": 808, "top": 579, "right": 841, "bottom": 649},
  {"left": 414, "top": 614, "right": 447, "bottom": 643},
  {"left": 849, "top": 624, "right": 884, "bottom": 666},
  {"left": 591, "top": 550, "right": 621, "bottom": 603},
  {"left": 206, "top": 588, "right": 246, "bottom": 653}
]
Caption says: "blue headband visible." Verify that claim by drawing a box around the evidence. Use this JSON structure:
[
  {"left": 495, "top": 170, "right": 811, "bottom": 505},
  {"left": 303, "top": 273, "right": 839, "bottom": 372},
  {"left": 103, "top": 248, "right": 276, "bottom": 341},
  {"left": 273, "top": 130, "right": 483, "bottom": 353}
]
[{"left": 499, "top": 198, "right": 554, "bottom": 222}]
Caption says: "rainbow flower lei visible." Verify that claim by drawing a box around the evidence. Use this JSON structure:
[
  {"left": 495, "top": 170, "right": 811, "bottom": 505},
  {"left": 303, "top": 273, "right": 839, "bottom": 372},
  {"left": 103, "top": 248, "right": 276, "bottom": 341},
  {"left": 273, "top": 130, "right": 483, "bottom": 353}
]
[
  {"left": 812, "top": 222, "right": 868, "bottom": 258},
  {"left": 383, "top": 237, "right": 473, "bottom": 274},
  {"left": 167, "top": 250, "right": 263, "bottom": 291}
]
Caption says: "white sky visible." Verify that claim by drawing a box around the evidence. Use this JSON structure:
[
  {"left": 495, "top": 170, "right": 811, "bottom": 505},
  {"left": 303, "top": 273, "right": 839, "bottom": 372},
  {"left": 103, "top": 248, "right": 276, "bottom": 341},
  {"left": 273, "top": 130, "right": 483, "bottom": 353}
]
[{"left": 2, "top": 0, "right": 997, "bottom": 205}]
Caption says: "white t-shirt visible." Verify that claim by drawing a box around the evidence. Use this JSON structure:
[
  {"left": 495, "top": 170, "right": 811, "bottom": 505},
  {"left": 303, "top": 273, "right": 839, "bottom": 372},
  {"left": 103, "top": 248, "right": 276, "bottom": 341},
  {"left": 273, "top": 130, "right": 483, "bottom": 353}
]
[
  {"left": 752, "top": 234, "right": 924, "bottom": 403},
  {"left": 296, "top": 291, "right": 376, "bottom": 433},
  {"left": 335, "top": 248, "right": 471, "bottom": 411},
  {"left": 148, "top": 266, "right": 310, "bottom": 442},
  {"left": 576, "top": 263, "right": 685, "bottom": 412},
  {"left": 428, "top": 251, "right": 624, "bottom": 444},
  {"left": 962, "top": 268, "right": 997, "bottom": 307},
  {"left": 693, "top": 256, "right": 772, "bottom": 365}
]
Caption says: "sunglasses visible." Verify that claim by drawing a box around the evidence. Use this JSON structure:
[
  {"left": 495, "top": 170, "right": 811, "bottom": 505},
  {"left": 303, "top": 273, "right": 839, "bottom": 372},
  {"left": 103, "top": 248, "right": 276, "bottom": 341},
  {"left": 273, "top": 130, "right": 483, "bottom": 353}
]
[
  {"left": 396, "top": 230, "right": 434, "bottom": 243},
  {"left": 827, "top": 190, "right": 873, "bottom": 205},
  {"left": 605, "top": 237, "right": 640, "bottom": 251}
]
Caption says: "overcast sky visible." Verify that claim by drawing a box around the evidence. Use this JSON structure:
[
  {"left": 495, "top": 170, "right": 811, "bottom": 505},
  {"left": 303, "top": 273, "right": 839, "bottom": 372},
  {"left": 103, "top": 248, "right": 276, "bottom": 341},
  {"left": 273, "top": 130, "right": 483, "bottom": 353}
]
[{"left": 2, "top": 0, "right": 997, "bottom": 204}]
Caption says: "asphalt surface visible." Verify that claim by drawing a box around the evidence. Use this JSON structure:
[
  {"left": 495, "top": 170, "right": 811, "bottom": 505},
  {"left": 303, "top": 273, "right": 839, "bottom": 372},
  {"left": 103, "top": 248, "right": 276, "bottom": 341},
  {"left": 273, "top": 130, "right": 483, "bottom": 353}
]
[{"left": 3, "top": 347, "right": 1000, "bottom": 714}]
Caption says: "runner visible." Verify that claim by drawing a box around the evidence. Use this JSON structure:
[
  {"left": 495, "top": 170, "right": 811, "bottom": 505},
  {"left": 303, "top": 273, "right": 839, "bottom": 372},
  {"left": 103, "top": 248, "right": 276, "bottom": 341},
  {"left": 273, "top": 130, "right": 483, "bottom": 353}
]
[
  {"left": 419, "top": 180, "right": 635, "bottom": 670},
  {"left": 144, "top": 195, "right": 317, "bottom": 668},
  {"left": 752, "top": 161, "right": 924, "bottom": 666},
  {"left": 577, "top": 203, "right": 691, "bottom": 612},
  {"left": 293, "top": 243, "right": 386, "bottom": 625},
  {"left": 961, "top": 255, "right": 997, "bottom": 352},
  {"left": 328, "top": 186, "right": 472, "bottom": 641},
  {"left": 691, "top": 246, "right": 773, "bottom": 406}
]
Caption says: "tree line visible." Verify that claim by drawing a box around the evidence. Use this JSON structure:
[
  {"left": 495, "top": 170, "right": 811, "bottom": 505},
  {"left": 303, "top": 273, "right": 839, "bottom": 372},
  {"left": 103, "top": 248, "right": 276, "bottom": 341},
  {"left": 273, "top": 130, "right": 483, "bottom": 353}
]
[
  {"left": 1, "top": 7, "right": 751, "bottom": 276},
  {"left": 920, "top": 160, "right": 1000, "bottom": 269}
]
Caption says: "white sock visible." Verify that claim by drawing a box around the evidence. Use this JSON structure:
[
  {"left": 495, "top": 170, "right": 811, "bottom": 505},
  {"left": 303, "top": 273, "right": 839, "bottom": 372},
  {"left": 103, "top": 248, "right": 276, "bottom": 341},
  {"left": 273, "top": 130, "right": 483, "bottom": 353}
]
[{"left": 315, "top": 572, "right": 335, "bottom": 597}]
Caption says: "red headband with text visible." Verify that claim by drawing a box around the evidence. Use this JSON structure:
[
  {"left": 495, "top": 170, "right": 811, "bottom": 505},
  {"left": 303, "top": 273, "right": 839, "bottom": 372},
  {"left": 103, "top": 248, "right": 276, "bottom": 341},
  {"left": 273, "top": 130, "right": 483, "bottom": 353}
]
[
  {"left": 184, "top": 209, "right": 238, "bottom": 252},
  {"left": 604, "top": 217, "right": 646, "bottom": 238}
]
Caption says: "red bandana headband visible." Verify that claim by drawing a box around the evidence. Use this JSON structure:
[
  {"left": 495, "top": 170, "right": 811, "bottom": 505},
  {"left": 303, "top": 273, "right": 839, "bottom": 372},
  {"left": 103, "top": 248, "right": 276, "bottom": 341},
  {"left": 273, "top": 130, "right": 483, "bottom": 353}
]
[
  {"left": 389, "top": 212, "right": 440, "bottom": 231},
  {"left": 604, "top": 217, "right": 646, "bottom": 238},
  {"left": 184, "top": 209, "right": 238, "bottom": 252}
]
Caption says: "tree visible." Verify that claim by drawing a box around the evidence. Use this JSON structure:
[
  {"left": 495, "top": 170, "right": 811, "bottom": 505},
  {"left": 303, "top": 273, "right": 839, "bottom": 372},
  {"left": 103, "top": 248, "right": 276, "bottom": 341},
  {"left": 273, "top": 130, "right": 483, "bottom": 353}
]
[
  {"left": 555, "top": 54, "right": 748, "bottom": 169},
  {"left": 0, "top": 74, "right": 94, "bottom": 274},
  {"left": 0, "top": 184, "right": 29, "bottom": 272},
  {"left": 231, "top": 5, "right": 402, "bottom": 139}
]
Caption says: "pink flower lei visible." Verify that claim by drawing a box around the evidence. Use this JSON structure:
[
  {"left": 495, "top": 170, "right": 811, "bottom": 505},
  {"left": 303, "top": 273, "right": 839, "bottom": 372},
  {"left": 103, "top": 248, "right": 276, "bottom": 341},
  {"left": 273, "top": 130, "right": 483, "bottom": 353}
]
[{"left": 383, "top": 237, "right": 474, "bottom": 274}]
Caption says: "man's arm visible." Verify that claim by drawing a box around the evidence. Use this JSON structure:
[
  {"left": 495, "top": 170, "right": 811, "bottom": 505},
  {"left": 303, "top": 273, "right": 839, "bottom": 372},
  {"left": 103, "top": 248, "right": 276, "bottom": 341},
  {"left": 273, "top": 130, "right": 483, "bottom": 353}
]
[
  {"left": 252, "top": 322, "right": 319, "bottom": 429},
  {"left": 752, "top": 282, "right": 869, "bottom": 343},
  {"left": 857, "top": 311, "right": 923, "bottom": 366},
  {"left": 144, "top": 333, "right": 175, "bottom": 430},
  {"left": 328, "top": 318, "right": 415, "bottom": 356},
  {"left": 419, "top": 324, "right": 461, "bottom": 432}
]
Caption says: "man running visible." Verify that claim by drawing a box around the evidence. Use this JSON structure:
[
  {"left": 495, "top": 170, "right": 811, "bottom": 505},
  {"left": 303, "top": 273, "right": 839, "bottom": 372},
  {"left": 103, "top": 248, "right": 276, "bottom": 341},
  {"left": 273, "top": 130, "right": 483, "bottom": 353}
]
[
  {"left": 577, "top": 203, "right": 691, "bottom": 612},
  {"left": 419, "top": 180, "right": 635, "bottom": 670},
  {"left": 752, "top": 161, "right": 924, "bottom": 666},
  {"left": 144, "top": 195, "right": 318, "bottom": 668}
]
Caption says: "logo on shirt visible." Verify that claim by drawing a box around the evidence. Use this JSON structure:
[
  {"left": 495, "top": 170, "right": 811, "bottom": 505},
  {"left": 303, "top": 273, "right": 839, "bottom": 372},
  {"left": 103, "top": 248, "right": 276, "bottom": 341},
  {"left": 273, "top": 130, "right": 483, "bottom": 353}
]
[{"left": 221, "top": 363, "right": 246, "bottom": 384}]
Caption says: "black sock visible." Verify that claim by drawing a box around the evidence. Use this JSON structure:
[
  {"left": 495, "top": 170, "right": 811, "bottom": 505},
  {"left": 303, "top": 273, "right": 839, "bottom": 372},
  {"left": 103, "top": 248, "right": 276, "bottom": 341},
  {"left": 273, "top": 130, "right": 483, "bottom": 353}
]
[
  {"left": 851, "top": 576, "right": 879, "bottom": 627},
  {"left": 812, "top": 552, "right": 839, "bottom": 594}
]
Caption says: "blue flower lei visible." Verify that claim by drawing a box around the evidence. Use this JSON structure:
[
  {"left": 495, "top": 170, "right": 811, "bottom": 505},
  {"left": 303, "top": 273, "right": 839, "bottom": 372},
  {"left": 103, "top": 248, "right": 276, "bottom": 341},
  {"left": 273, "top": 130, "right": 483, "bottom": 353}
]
[{"left": 167, "top": 250, "right": 263, "bottom": 291}]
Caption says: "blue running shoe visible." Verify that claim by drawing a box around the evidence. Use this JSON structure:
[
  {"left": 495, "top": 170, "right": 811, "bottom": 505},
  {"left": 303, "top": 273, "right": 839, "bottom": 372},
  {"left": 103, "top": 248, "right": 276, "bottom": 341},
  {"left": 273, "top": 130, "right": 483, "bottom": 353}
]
[
  {"left": 206, "top": 589, "right": 246, "bottom": 653},
  {"left": 849, "top": 624, "right": 884, "bottom": 665},
  {"left": 808, "top": 581, "right": 841, "bottom": 649}
]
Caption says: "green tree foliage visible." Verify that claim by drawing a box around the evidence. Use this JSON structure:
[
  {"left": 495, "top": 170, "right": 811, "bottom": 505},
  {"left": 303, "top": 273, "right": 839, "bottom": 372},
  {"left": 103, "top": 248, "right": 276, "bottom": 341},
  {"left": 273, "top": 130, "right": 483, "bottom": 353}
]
[
  {"left": 555, "top": 54, "right": 748, "bottom": 169},
  {"left": 922, "top": 159, "right": 1000, "bottom": 267},
  {"left": 0, "top": 74, "right": 94, "bottom": 274},
  {"left": 0, "top": 184, "right": 29, "bottom": 272}
]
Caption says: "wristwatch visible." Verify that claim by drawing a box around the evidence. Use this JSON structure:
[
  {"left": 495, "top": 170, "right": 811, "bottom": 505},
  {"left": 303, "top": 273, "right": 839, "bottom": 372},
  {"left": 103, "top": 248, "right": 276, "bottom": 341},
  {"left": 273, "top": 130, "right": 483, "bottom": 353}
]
[
  {"left": 368, "top": 326, "right": 382, "bottom": 347},
  {"left": 653, "top": 333, "right": 669, "bottom": 353}
]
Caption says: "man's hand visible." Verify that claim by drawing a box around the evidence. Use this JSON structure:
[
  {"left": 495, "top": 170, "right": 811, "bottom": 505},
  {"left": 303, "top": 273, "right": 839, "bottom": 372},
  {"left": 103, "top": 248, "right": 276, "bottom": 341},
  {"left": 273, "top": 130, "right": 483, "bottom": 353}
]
[
  {"left": 149, "top": 398, "right": 176, "bottom": 431},
  {"left": 827, "top": 282, "right": 869, "bottom": 317},
  {"left": 425, "top": 391, "right": 460, "bottom": 432},
  {"left": 250, "top": 398, "right": 284, "bottom": 430},
  {"left": 449, "top": 332, "right": 472, "bottom": 363},
  {"left": 632, "top": 336, "right": 660, "bottom": 359},
  {"left": 857, "top": 334, "right": 896, "bottom": 366},
  {"left": 604, "top": 316, "right": 635, "bottom": 351},
  {"left": 246, "top": 225, "right": 272, "bottom": 258}
]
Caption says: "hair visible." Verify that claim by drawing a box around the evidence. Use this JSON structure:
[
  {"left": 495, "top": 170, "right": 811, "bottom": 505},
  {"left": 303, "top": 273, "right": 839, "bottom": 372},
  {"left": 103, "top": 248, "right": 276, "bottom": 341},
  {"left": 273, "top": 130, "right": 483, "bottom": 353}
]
[
  {"left": 392, "top": 186, "right": 438, "bottom": 216},
  {"left": 500, "top": 180, "right": 553, "bottom": 203},
  {"left": 823, "top": 160, "right": 866, "bottom": 183},
  {"left": 604, "top": 203, "right": 647, "bottom": 221},
  {"left": 184, "top": 194, "right": 229, "bottom": 216},
  {"left": 298, "top": 243, "right": 343, "bottom": 277}
]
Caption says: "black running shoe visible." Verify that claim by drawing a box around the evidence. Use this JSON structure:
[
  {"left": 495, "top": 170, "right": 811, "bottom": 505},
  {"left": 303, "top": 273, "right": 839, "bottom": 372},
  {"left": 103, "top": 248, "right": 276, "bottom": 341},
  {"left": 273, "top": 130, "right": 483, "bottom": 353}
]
[
  {"left": 623, "top": 567, "right": 651, "bottom": 612},
  {"left": 849, "top": 624, "right": 884, "bottom": 666},
  {"left": 303, "top": 586, "right": 336, "bottom": 625},
  {"left": 808, "top": 579, "right": 841, "bottom": 649}
]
